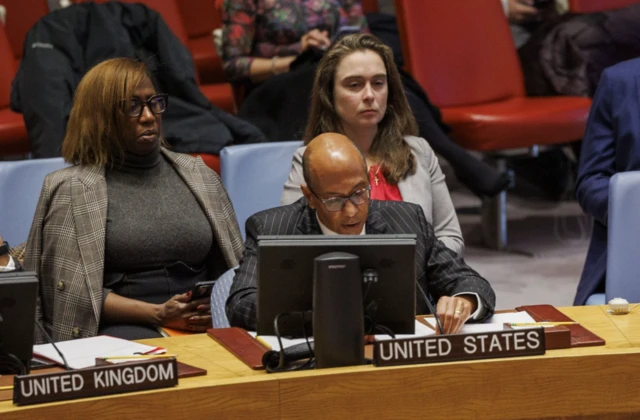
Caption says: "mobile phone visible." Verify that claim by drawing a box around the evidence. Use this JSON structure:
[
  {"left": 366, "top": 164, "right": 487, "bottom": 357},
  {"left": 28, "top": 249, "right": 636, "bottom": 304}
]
[
  {"left": 189, "top": 280, "right": 215, "bottom": 301},
  {"left": 331, "top": 25, "right": 361, "bottom": 43}
]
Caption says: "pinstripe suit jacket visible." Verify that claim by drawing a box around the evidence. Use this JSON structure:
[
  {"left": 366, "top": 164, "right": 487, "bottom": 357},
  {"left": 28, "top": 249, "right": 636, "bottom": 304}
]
[
  {"left": 24, "top": 148, "right": 244, "bottom": 343},
  {"left": 226, "top": 198, "right": 495, "bottom": 331}
]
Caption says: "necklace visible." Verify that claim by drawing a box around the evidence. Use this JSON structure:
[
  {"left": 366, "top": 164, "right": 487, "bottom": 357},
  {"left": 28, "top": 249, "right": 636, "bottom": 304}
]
[{"left": 372, "top": 165, "right": 382, "bottom": 186}]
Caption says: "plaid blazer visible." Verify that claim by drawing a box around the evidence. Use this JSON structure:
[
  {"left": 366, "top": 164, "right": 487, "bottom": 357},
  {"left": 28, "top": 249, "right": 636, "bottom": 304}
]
[
  {"left": 226, "top": 198, "right": 496, "bottom": 331},
  {"left": 24, "top": 148, "right": 244, "bottom": 343}
]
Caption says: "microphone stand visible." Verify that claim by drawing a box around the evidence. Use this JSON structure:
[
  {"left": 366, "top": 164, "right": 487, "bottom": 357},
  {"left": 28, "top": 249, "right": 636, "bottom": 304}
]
[
  {"left": 35, "top": 322, "right": 70, "bottom": 371},
  {"left": 416, "top": 282, "right": 444, "bottom": 335}
]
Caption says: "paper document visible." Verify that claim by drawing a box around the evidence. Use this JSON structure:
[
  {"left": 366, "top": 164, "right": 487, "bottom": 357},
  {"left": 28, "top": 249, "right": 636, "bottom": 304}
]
[
  {"left": 374, "top": 319, "right": 436, "bottom": 341},
  {"left": 423, "top": 311, "right": 538, "bottom": 334},
  {"left": 250, "top": 319, "right": 435, "bottom": 350},
  {"left": 33, "top": 335, "right": 166, "bottom": 369},
  {"left": 248, "top": 332, "right": 313, "bottom": 352}
]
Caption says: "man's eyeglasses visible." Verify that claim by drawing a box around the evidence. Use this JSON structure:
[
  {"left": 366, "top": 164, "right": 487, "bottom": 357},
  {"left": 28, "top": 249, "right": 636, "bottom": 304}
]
[
  {"left": 310, "top": 185, "right": 372, "bottom": 212},
  {"left": 126, "top": 94, "right": 169, "bottom": 117}
]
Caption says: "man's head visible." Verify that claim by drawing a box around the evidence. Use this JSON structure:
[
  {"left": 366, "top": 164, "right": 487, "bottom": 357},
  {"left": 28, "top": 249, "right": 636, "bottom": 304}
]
[{"left": 301, "top": 133, "right": 370, "bottom": 235}]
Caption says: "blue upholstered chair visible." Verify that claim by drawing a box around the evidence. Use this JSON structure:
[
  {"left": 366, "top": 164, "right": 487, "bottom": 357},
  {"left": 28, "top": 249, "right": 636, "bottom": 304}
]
[
  {"left": 585, "top": 294, "right": 605, "bottom": 305},
  {"left": 210, "top": 266, "right": 238, "bottom": 329},
  {"left": 220, "top": 141, "right": 303, "bottom": 238},
  {"left": 604, "top": 171, "right": 640, "bottom": 303},
  {"left": 0, "top": 158, "right": 69, "bottom": 245},
  {"left": 587, "top": 171, "right": 640, "bottom": 305}
]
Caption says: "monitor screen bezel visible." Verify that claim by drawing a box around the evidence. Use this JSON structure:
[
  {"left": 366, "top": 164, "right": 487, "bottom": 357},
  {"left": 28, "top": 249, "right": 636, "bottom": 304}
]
[
  {"left": 256, "top": 234, "right": 417, "bottom": 337},
  {"left": 0, "top": 271, "right": 38, "bottom": 372}
]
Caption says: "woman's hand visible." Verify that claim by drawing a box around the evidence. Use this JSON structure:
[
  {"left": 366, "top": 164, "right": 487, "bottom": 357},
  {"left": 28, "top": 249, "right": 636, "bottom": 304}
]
[
  {"left": 158, "top": 292, "right": 212, "bottom": 332},
  {"left": 301, "top": 29, "right": 331, "bottom": 51},
  {"left": 507, "top": 0, "right": 539, "bottom": 24}
]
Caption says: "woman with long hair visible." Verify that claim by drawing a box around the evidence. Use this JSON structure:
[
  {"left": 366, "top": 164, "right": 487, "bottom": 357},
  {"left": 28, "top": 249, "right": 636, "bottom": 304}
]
[{"left": 282, "top": 33, "right": 464, "bottom": 253}]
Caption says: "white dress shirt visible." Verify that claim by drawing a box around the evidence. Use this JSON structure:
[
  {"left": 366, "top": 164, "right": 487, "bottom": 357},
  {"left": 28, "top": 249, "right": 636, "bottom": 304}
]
[{"left": 316, "top": 215, "right": 483, "bottom": 320}]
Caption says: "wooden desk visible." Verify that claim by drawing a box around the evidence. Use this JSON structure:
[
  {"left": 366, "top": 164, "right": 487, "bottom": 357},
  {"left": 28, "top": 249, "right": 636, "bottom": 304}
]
[{"left": 2, "top": 305, "right": 640, "bottom": 420}]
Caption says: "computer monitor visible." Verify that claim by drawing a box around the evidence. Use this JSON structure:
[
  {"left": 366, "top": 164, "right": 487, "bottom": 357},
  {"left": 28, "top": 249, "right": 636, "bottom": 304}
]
[
  {"left": 257, "top": 234, "right": 417, "bottom": 337},
  {"left": 0, "top": 271, "right": 37, "bottom": 373}
]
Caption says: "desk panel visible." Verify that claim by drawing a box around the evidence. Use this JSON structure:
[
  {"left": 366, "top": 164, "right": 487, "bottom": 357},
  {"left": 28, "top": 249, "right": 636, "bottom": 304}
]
[
  {"left": 278, "top": 350, "right": 640, "bottom": 419},
  {"left": 0, "top": 305, "right": 638, "bottom": 419}
]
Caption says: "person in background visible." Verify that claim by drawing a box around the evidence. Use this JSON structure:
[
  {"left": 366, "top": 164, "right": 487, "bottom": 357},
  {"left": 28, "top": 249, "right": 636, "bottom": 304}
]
[
  {"left": 24, "top": 57, "right": 244, "bottom": 343},
  {"left": 0, "top": 235, "right": 23, "bottom": 272},
  {"left": 282, "top": 33, "right": 464, "bottom": 254},
  {"left": 502, "top": 0, "right": 568, "bottom": 48},
  {"left": 228, "top": 133, "right": 496, "bottom": 333},
  {"left": 222, "top": 0, "right": 367, "bottom": 90},
  {"left": 574, "top": 58, "right": 640, "bottom": 305},
  {"left": 223, "top": 0, "right": 510, "bottom": 198}
]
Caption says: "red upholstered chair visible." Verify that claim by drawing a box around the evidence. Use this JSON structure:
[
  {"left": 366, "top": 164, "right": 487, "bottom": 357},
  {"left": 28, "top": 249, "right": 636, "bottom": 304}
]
[
  {"left": 175, "top": 0, "right": 236, "bottom": 114},
  {"left": 175, "top": 0, "right": 223, "bottom": 84},
  {"left": 394, "top": 0, "right": 592, "bottom": 250},
  {"left": 0, "top": 20, "right": 29, "bottom": 156},
  {"left": 569, "top": 0, "right": 640, "bottom": 12}
]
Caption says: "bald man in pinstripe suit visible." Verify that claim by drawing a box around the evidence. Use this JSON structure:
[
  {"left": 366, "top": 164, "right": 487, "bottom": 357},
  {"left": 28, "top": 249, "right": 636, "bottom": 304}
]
[{"left": 227, "top": 133, "right": 495, "bottom": 334}]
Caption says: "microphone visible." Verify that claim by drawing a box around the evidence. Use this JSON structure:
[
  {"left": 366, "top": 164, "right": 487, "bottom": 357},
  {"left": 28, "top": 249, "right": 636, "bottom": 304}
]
[
  {"left": 35, "top": 321, "right": 70, "bottom": 371},
  {"left": 416, "top": 281, "right": 444, "bottom": 335}
]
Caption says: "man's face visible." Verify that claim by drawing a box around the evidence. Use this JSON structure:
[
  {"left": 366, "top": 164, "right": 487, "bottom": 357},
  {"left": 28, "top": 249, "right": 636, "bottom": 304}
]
[{"left": 302, "top": 162, "right": 370, "bottom": 235}]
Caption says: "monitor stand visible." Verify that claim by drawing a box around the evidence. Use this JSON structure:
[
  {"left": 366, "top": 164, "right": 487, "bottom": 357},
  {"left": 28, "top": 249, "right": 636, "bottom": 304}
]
[{"left": 312, "top": 252, "right": 364, "bottom": 369}]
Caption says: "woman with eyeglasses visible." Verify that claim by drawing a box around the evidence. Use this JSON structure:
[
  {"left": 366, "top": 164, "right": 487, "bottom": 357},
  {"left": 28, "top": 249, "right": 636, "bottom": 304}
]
[
  {"left": 24, "top": 58, "right": 244, "bottom": 343},
  {"left": 282, "top": 33, "right": 464, "bottom": 254}
]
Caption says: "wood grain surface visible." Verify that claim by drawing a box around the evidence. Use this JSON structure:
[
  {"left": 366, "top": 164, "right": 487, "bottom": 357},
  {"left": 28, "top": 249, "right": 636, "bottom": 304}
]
[{"left": 1, "top": 305, "right": 639, "bottom": 419}]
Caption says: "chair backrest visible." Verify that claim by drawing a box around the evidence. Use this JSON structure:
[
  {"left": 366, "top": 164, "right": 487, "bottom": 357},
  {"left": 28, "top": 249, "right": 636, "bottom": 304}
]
[
  {"left": 0, "top": 0, "right": 49, "bottom": 61},
  {"left": 569, "top": 0, "right": 640, "bottom": 13},
  {"left": 0, "top": 21, "right": 17, "bottom": 109},
  {"left": 176, "top": 0, "right": 226, "bottom": 84},
  {"left": 393, "top": 0, "right": 525, "bottom": 108},
  {"left": 0, "top": 158, "right": 70, "bottom": 245},
  {"left": 176, "top": 0, "right": 220, "bottom": 41},
  {"left": 221, "top": 141, "right": 303, "bottom": 238},
  {"left": 210, "top": 265, "right": 238, "bottom": 329},
  {"left": 606, "top": 171, "right": 640, "bottom": 302}
]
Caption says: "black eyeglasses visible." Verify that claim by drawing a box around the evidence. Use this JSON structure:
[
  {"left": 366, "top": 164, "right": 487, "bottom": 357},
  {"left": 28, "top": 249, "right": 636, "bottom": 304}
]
[
  {"left": 126, "top": 94, "right": 169, "bottom": 117},
  {"left": 309, "top": 185, "right": 371, "bottom": 212}
]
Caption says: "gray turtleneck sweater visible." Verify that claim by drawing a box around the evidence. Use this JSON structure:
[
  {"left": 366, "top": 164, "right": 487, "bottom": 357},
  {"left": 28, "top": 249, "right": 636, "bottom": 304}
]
[{"left": 103, "top": 147, "right": 213, "bottom": 273}]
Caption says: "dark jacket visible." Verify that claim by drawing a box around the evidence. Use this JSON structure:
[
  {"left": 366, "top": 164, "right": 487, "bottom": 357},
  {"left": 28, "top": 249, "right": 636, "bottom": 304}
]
[
  {"left": 520, "top": 5, "right": 640, "bottom": 97},
  {"left": 574, "top": 58, "right": 640, "bottom": 305},
  {"left": 226, "top": 198, "right": 496, "bottom": 331},
  {"left": 10, "top": 2, "right": 266, "bottom": 158}
]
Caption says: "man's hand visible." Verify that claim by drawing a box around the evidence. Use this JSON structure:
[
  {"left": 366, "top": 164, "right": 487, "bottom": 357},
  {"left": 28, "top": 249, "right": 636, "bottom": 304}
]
[
  {"left": 436, "top": 295, "right": 476, "bottom": 334},
  {"left": 0, "top": 234, "right": 9, "bottom": 267},
  {"left": 158, "top": 292, "right": 212, "bottom": 332},
  {"left": 507, "top": 0, "right": 539, "bottom": 24},
  {"left": 301, "top": 29, "right": 330, "bottom": 51}
]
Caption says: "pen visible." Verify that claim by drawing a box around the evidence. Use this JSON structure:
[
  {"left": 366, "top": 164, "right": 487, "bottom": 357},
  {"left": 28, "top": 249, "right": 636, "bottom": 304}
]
[
  {"left": 508, "top": 322, "right": 579, "bottom": 326},
  {"left": 100, "top": 354, "right": 177, "bottom": 360}
]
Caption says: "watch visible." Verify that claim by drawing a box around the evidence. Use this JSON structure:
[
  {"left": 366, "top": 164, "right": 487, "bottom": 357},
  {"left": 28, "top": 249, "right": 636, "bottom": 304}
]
[{"left": 0, "top": 241, "right": 9, "bottom": 256}]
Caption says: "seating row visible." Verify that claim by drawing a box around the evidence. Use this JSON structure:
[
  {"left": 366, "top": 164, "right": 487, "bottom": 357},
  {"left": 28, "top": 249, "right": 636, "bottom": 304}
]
[{"left": 1, "top": 141, "right": 639, "bottom": 307}]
